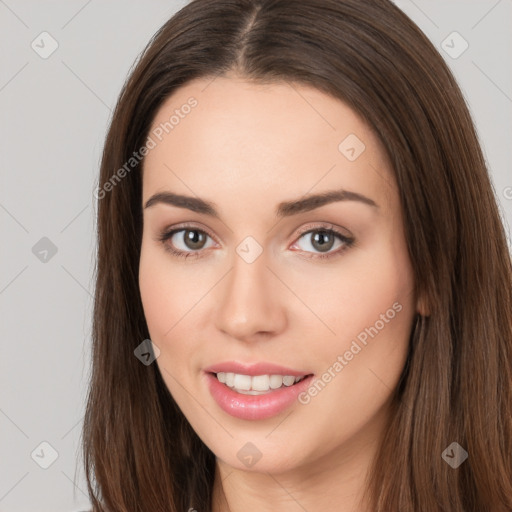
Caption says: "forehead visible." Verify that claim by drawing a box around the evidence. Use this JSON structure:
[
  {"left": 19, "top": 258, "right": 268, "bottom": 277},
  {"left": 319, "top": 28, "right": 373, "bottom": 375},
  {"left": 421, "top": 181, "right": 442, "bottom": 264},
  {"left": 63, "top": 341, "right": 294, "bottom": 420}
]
[{"left": 142, "top": 75, "right": 395, "bottom": 211}]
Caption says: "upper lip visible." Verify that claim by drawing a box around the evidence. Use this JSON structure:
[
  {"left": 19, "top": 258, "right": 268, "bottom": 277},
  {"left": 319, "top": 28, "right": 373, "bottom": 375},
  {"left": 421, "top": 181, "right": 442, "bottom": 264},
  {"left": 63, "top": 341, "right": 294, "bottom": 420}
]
[{"left": 204, "top": 361, "right": 312, "bottom": 377}]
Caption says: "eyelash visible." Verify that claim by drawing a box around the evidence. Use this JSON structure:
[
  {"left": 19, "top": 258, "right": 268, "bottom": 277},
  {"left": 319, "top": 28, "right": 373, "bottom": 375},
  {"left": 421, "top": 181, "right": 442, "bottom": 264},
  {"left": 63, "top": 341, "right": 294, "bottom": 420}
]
[{"left": 157, "top": 223, "right": 355, "bottom": 261}]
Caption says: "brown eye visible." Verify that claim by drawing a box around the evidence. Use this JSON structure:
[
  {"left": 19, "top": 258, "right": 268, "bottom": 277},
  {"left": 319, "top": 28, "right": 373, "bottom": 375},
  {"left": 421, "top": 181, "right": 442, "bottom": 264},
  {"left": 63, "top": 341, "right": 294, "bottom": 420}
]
[
  {"left": 294, "top": 228, "right": 352, "bottom": 256},
  {"left": 181, "top": 229, "right": 208, "bottom": 250},
  {"left": 309, "top": 230, "right": 336, "bottom": 252},
  {"left": 159, "top": 227, "right": 215, "bottom": 257},
  {"left": 296, "top": 229, "right": 350, "bottom": 253}
]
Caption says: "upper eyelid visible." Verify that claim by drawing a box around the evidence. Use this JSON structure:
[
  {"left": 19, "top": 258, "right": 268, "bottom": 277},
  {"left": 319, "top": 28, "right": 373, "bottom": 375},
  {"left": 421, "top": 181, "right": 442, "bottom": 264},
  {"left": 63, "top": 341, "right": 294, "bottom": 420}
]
[
  {"left": 294, "top": 222, "right": 349, "bottom": 237},
  {"left": 162, "top": 221, "right": 349, "bottom": 235}
]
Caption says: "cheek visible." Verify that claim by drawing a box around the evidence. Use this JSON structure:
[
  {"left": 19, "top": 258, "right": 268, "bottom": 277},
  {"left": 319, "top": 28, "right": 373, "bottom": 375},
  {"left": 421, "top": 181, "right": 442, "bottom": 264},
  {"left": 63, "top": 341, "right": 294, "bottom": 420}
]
[
  {"left": 139, "top": 247, "right": 198, "bottom": 410},
  {"left": 139, "top": 241, "right": 201, "bottom": 340},
  {"left": 138, "top": 241, "right": 218, "bottom": 386},
  {"left": 138, "top": 244, "right": 193, "bottom": 365},
  {"left": 293, "top": 261, "right": 415, "bottom": 445},
  {"left": 309, "top": 239, "right": 416, "bottom": 413},
  {"left": 323, "top": 243, "right": 415, "bottom": 393},
  {"left": 139, "top": 248, "right": 171, "bottom": 338},
  {"left": 313, "top": 243, "right": 414, "bottom": 354}
]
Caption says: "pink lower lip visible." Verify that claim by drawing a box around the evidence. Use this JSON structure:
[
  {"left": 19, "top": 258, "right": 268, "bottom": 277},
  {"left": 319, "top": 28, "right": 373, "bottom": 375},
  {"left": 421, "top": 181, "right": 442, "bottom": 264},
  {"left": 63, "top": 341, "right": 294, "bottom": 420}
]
[{"left": 205, "top": 372, "right": 315, "bottom": 420}]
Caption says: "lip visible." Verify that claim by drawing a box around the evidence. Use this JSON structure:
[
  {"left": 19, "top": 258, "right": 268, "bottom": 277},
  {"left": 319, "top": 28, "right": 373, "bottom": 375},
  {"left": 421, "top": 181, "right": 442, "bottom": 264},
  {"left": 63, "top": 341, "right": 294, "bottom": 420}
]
[
  {"left": 203, "top": 361, "right": 310, "bottom": 377},
  {"left": 204, "top": 367, "right": 315, "bottom": 421}
]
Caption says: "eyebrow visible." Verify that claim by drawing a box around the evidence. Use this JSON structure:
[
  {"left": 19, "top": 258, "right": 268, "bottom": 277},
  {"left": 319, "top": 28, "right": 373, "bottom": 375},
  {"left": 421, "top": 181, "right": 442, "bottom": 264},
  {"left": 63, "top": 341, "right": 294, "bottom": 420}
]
[{"left": 144, "top": 189, "right": 378, "bottom": 218}]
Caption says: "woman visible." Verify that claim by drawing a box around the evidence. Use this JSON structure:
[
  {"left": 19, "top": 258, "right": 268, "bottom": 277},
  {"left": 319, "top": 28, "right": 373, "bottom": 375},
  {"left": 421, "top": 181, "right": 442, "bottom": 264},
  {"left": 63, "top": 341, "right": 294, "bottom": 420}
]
[{"left": 83, "top": 0, "right": 512, "bottom": 510}]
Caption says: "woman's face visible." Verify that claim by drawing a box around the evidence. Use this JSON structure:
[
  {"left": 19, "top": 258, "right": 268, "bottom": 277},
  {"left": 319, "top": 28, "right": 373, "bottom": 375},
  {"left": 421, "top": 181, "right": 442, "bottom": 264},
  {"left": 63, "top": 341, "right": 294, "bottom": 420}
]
[{"left": 139, "top": 75, "right": 419, "bottom": 475}]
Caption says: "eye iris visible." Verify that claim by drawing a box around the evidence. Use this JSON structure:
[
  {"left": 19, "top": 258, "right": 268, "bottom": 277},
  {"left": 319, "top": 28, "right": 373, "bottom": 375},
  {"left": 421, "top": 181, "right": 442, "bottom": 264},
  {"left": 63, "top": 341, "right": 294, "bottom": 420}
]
[
  {"left": 311, "top": 230, "right": 335, "bottom": 252},
  {"left": 184, "top": 229, "right": 206, "bottom": 250}
]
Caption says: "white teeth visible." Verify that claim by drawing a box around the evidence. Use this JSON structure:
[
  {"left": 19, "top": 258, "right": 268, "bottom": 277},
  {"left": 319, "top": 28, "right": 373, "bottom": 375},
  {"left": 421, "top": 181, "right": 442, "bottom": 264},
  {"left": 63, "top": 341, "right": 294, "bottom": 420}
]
[
  {"left": 282, "top": 376, "right": 295, "bottom": 386},
  {"left": 269, "top": 375, "right": 283, "bottom": 389},
  {"left": 225, "top": 372, "right": 235, "bottom": 387},
  {"left": 252, "top": 375, "right": 270, "bottom": 391},
  {"left": 233, "top": 374, "right": 252, "bottom": 390},
  {"left": 215, "top": 372, "right": 307, "bottom": 393}
]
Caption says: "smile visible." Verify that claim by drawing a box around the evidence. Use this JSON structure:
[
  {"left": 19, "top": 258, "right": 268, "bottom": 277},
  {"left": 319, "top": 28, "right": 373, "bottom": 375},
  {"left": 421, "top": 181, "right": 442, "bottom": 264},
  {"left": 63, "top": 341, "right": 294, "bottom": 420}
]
[
  {"left": 204, "top": 364, "right": 315, "bottom": 420},
  {"left": 215, "top": 372, "right": 308, "bottom": 394}
]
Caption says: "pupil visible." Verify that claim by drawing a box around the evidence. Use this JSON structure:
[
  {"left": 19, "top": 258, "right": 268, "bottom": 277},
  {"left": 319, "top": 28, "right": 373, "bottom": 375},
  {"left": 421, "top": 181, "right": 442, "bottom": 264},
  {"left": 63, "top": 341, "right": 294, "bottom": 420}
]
[
  {"left": 312, "top": 231, "right": 334, "bottom": 252},
  {"left": 185, "top": 230, "right": 205, "bottom": 250}
]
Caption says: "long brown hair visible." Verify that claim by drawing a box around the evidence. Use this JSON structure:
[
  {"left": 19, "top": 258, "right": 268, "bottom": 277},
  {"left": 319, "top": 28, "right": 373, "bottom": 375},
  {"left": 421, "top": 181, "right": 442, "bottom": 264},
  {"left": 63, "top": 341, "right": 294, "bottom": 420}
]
[{"left": 82, "top": 0, "right": 512, "bottom": 510}]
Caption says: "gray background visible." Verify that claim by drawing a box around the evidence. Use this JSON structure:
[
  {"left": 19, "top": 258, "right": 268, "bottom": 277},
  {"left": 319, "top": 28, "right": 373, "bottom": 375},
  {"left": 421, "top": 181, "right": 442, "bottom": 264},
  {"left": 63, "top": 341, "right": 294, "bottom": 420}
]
[{"left": 0, "top": 1, "right": 510, "bottom": 511}]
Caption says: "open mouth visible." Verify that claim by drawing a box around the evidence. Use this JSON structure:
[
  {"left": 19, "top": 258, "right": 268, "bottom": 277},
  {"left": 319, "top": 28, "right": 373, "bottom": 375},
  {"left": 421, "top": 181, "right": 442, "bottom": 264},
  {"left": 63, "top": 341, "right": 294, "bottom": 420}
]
[{"left": 210, "top": 371, "right": 312, "bottom": 395}]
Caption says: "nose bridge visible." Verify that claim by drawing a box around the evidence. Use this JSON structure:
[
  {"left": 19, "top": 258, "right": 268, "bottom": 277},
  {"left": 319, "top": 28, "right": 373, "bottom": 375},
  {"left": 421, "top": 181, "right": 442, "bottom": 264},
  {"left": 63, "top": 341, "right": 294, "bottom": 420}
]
[{"left": 214, "top": 242, "right": 286, "bottom": 340}]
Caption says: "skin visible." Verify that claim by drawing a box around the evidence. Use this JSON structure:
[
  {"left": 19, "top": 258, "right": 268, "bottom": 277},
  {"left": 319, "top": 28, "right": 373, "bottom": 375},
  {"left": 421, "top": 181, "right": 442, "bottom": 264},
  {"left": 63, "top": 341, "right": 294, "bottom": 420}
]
[{"left": 139, "top": 73, "right": 423, "bottom": 512}]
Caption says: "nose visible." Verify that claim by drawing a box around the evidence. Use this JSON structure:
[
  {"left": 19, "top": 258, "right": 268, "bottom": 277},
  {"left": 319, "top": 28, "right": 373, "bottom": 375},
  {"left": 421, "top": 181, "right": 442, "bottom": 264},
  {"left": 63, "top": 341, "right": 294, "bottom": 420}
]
[{"left": 214, "top": 249, "right": 287, "bottom": 342}]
